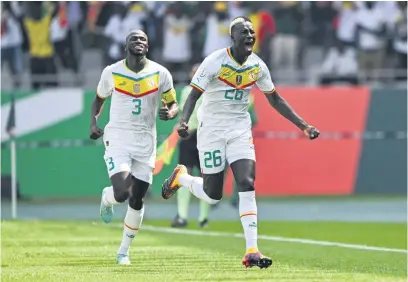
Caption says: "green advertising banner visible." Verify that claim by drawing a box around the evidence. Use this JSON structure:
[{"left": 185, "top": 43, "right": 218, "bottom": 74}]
[{"left": 1, "top": 88, "right": 181, "bottom": 197}]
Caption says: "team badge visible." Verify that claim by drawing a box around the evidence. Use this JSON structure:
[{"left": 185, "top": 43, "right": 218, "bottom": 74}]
[
  {"left": 133, "top": 84, "right": 140, "bottom": 94},
  {"left": 236, "top": 75, "right": 242, "bottom": 85}
]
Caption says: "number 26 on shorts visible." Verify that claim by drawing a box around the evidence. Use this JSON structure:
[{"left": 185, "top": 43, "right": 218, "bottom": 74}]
[{"left": 203, "top": 150, "right": 222, "bottom": 168}]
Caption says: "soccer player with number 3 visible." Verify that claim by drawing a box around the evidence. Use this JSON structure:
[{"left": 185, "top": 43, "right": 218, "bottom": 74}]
[
  {"left": 89, "top": 30, "right": 178, "bottom": 265},
  {"left": 161, "top": 17, "right": 319, "bottom": 269}
]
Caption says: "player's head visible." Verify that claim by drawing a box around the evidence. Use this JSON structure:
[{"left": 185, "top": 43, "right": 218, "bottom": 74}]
[
  {"left": 229, "top": 17, "right": 255, "bottom": 56},
  {"left": 125, "top": 30, "right": 149, "bottom": 57}
]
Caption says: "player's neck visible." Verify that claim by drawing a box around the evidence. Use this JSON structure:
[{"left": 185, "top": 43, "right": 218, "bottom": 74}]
[
  {"left": 126, "top": 56, "right": 148, "bottom": 73},
  {"left": 230, "top": 47, "right": 248, "bottom": 65}
]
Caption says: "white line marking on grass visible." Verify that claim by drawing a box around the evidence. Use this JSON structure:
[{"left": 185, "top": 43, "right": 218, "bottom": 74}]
[{"left": 129, "top": 225, "right": 407, "bottom": 254}]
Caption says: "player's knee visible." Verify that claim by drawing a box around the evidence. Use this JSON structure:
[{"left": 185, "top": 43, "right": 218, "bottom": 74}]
[
  {"left": 202, "top": 172, "right": 224, "bottom": 202},
  {"left": 203, "top": 187, "right": 222, "bottom": 203},
  {"left": 128, "top": 195, "right": 143, "bottom": 210},
  {"left": 113, "top": 187, "right": 129, "bottom": 203},
  {"left": 236, "top": 176, "right": 255, "bottom": 192},
  {"left": 112, "top": 180, "right": 130, "bottom": 202}
]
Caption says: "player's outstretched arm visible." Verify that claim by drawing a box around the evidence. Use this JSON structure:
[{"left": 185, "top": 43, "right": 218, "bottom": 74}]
[
  {"left": 181, "top": 88, "right": 202, "bottom": 123},
  {"left": 265, "top": 91, "right": 319, "bottom": 139},
  {"left": 177, "top": 88, "right": 202, "bottom": 138},
  {"left": 89, "top": 95, "right": 105, "bottom": 140}
]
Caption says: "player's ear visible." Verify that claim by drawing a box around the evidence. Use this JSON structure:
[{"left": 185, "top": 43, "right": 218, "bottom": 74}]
[{"left": 124, "top": 44, "right": 127, "bottom": 52}]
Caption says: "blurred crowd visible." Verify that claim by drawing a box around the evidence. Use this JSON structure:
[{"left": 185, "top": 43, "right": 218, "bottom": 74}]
[{"left": 1, "top": 1, "right": 407, "bottom": 90}]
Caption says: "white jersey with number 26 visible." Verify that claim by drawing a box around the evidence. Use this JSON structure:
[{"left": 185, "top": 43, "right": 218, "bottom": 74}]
[{"left": 190, "top": 48, "right": 275, "bottom": 129}]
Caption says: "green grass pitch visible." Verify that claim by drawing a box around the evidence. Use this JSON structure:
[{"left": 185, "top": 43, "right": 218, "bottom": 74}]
[{"left": 1, "top": 220, "right": 407, "bottom": 281}]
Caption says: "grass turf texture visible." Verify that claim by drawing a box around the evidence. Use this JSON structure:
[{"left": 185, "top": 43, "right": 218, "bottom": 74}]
[{"left": 2, "top": 220, "right": 406, "bottom": 282}]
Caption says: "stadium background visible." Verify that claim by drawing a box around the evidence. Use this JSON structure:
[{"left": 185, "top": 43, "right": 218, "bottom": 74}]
[
  {"left": 0, "top": 1, "right": 406, "bottom": 214},
  {"left": 1, "top": 2, "right": 407, "bottom": 281}
]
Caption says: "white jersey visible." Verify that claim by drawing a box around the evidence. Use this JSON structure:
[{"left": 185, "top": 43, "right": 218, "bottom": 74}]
[
  {"left": 190, "top": 48, "right": 275, "bottom": 129},
  {"left": 97, "top": 59, "right": 176, "bottom": 158}
]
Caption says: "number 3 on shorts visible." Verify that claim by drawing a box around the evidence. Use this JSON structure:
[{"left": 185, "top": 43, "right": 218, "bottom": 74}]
[
  {"left": 203, "top": 150, "right": 222, "bottom": 168},
  {"left": 106, "top": 157, "right": 115, "bottom": 171}
]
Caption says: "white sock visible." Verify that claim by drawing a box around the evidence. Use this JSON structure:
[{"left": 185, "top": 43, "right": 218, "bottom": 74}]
[
  {"left": 102, "top": 186, "right": 118, "bottom": 207},
  {"left": 239, "top": 191, "right": 258, "bottom": 251},
  {"left": 179, "top": 174, "right": 219, "bottom": 205},
  {"left": 117, "top": 205, "right": 144, "bottom": 255}
]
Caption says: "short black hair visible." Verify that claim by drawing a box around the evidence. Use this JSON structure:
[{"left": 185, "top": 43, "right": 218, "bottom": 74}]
[{"left": 229, "top": 16, "right": 252, "bottom": 35}]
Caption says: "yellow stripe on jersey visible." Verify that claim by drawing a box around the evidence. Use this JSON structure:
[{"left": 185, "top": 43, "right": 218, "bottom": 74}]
[
  {"left": 162, "top": 88, "right": 176, "bottom": 103},
  {"left": 113, "top": 71, "right": 160, "bottom": 98},
  {"left": 218, "top": 64, "right": 260, "bottom": 89}
]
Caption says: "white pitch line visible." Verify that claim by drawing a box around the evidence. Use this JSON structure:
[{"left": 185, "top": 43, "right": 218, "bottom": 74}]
[{"left": 128, "top": 225, "right": 407, "bottom": 254}]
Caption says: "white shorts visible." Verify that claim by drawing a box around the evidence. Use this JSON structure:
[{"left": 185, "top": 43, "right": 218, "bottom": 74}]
[
  {"left": 103, "top": 133, "right": 155, "bottom": 184},
  {"left": 197, "top": 125, "right": 255, "bottom": 174}
]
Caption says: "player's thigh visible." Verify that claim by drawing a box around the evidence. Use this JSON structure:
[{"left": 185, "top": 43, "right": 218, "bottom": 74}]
[
  {"left": 130, "top": 159, "right": 154, "bottom": 185},
  {"left": 104, "top": 147, "right": 132, "bottom": 178},
  {"left": 226, "top": 130, "right": 256, "bottom": 165},
  {"left": 197, "top": 127, "right": 226, "bottom": 174}
]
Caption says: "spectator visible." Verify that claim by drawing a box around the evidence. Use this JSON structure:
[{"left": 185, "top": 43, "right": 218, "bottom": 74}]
[
  {"left": 309, "top": 1, "right": 337, "bottom": 47},
  {"left": 272, "top": 1, "right": 303, "bottom": 71},
  {"left": 202, "top": 1, "right": 231, "bottom": 58},
  {"left": 51, "top": 2, "right": 77, "bottom": 74},
  {"left": 319, "top": 40, "right": 358, "bottom": 85},
  {"left": 248, "top": 3, "right": 275, "bottom": 68},
  {"left": 355, "top": 1, "right": 387, "bottom": 81},
  {"left": 23, "top": 2, "right": 58, "bottom": 89},
  {"left": 121, "top": 2, "right": 147, "bottom": 34},
  {"left": 1, "top": 2, "right": 23, "bottom": 88},
  {"left": 162, "top": 2, "right": 192, "bottom": 83},
  {"left": 228, "top": 1, "right": 247, "bottom": 19},
  {"left": 392, "top": 1, "right": 407, "bottom": 81},
  {"left": 334, "top": 1, "right": 358, "bottom": 48},
  {"left": 102, "top": 3, "right": 127, "bottom": 66}
]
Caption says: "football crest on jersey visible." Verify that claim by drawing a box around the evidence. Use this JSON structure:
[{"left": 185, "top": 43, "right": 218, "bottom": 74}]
[
  {"left": 236, "top": 75, "right": 242, "bottom": 85},
  {"left": 133, "top": 84, "right": 141, "bottom": 94}
]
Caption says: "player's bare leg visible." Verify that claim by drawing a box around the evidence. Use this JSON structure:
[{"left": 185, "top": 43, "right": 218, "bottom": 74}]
[
  {"left": 100, "top": 171, "right": 133, "bottom": 223},
  {"left": 162, "top": 165, "right": 223, "bottom": 206},
  {"left": 116, "top": 177, "right": 149, "bottom": 265},
  {"left": 230, "top": 159, "right": 272, "bottom": 269}
]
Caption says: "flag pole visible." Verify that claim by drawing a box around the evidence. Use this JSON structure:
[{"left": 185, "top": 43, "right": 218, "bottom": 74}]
[
  {"left": 7, "top": 91, "right": 17, "bottom": 219},
  {"left": 10, "top": 138, "right": 17, "bottom": 219}
]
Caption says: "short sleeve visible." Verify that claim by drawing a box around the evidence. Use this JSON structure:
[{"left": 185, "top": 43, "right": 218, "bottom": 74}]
[
  {"left": 190, "top": 56, "right": 217, "bottom": 93},
  {"left": 160, "top": 68, "right": 177, "bottom": 103},
  {"left": 256, "top": 59, "right": 275, "bottom": 95},
  {"left": 96, "top": 66, "right": 114, "bottom": 99}
]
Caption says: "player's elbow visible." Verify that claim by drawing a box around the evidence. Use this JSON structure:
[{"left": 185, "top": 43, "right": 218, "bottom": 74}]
[{"left": 265, "top": 92, "right": 279, "bottom": 107}]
